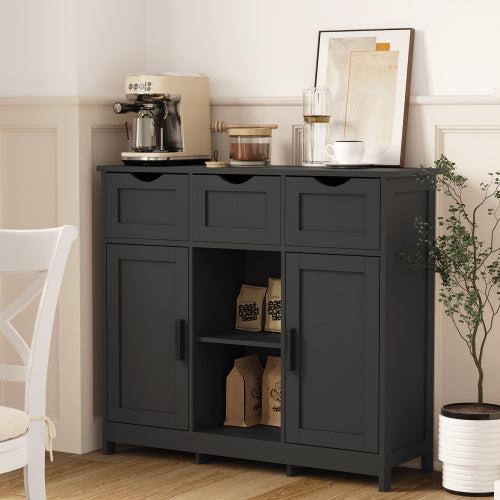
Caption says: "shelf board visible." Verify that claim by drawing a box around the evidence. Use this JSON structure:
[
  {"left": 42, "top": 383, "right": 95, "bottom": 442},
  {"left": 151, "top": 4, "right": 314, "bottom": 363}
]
[
  {"left": 201, "top": 424, "right": 281, "bottom": 442},
  {"left": 198, "top": 330, "right": 281, "bottom": 349}
]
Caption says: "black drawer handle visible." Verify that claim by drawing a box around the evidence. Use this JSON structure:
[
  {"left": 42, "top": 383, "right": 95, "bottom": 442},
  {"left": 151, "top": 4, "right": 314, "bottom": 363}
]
[
  {"left": 286, "top": 328, "right": 297, "bottom": 371},
  {"left": 218, "top": 174, "right": 253, "bottom": 185},
  {"left": 313, "top": 176, "right": 351, "bottom": 187},
  {"left": 131, "top": 172, "right": 163, "bottom": 182},
  {"left": 175, "top": 319, "right": 186, "bottom": 361}
]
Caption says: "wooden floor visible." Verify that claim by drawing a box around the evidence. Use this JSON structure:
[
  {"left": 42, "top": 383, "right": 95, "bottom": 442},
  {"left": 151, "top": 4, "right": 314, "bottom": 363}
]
[{"left": 0, "top": 445, "right": 477, "bottom": 499}]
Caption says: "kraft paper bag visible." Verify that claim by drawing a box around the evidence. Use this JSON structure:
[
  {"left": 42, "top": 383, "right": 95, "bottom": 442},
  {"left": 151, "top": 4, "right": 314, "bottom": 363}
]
[
  {"left": 261, "top": 356, "right": 281, "bottom": 427},
  {"left": 235, "top": 284, "right": 267, "bottom": 332},
  {"left": 225, "top": 354, "right": 263, "bottom": 427},
  {"left": 264, "top": 278, "right": 281, "bottom": 333}
]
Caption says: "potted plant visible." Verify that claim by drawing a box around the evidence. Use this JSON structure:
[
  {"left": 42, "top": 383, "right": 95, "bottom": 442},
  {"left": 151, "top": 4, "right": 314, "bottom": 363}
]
[{"left": 411, "top": 155, "right": 500, "bottom": 496}]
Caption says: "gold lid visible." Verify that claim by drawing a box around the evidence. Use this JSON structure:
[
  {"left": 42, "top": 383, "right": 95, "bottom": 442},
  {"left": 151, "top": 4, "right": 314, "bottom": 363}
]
[
  {"left": 228, "top": 127, "right": 273, "bottom": 136},
  {"left": 303, "top": 115, "right": 331, "bottom": 123},
  {"left": 205, "top": 161, "right": 228, "bottom": 168}
]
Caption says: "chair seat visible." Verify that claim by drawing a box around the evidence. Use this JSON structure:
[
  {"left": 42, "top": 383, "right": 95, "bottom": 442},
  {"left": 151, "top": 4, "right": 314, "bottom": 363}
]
[{"left": 0, "top": 406, "right": 29, "bottom": 442}]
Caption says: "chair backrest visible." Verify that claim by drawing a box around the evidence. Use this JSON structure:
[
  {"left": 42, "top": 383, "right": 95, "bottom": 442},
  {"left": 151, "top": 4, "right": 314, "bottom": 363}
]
[{"left": 0, "top": 226, "right": 77, "bottom": 417}]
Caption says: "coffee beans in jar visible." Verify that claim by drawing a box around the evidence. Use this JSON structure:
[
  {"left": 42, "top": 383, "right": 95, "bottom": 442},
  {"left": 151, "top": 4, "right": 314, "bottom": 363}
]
[{"left": 228, "top": 128, "right": 272, "bottom": 166}]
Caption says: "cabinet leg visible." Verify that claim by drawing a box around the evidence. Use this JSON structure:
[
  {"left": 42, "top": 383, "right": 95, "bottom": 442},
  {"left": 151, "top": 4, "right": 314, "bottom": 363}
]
[
  {"left": 195, "top": 453, "right": 213, "bottom": 465},
  {"left": 102, "top": 441, "right": 116, "bottom": 455},
  {"left": 286, "top": 465, "right": 307, "bottom": 477},
  {"left": 421, "top": 453, "right": 433, "bottom": 474},
  {"left": 378, "top": 469, "right": 392, "bottom": 492}
]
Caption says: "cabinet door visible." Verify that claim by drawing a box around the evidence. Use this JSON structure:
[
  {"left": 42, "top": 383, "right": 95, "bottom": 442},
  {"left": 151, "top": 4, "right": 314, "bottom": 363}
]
[
  {"left": 106, "top": 244, "right": 188, "bottom": 430},
  {"left": 285, "top": 253, "right": 379, "bottom": 452}
]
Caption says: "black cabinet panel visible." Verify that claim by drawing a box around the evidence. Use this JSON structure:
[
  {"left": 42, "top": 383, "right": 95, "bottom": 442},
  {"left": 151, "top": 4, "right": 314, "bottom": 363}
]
[
  {"left": 285, "top": 253, "right": 379, "bottom": 452},
  {"left": 285, "top": 177, "right": 380, "bottom": 249},
  {"left": 106, "top": 173, "right": 188, "bottom": 240},
  {"left": 99, "top": 166, "right": 434, "bottom": 492},
  {"left": 192, "top": 175, "right": 281, "bottom": 244},
  {"left": 119, "top": 189, "right": 176, "bottom": 225},
  {"left": 106, "top": 244, "right": 188, "bottom": 429}
]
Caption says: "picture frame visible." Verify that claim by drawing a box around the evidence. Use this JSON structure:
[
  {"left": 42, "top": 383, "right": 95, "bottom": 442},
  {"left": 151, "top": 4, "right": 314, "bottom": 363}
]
[{"left": 315, "top": 28, "right": 414, "bottom": 166}]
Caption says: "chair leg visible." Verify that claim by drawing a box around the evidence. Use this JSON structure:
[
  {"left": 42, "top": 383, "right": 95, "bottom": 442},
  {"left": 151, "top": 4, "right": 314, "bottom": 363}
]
[{"left": 24, "top": 451, "right": 46, "bottom": 500}]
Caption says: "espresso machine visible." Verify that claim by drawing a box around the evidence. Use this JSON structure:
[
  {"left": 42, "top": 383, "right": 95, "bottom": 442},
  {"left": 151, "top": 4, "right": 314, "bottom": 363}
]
[{"left": 113, "top": 73, "right": 211, "bottom": 164}]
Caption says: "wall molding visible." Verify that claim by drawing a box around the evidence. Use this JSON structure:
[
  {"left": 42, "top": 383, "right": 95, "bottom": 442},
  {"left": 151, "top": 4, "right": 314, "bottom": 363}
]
[
  {"left": 412, "top": 95, "right": 500, "bottom": 106},
  {"left": 436, "top": 125, "right": 500, "bottom": 145},
  {"left": 0, "top": 95, "right": 499, "bottom": 108},
  {"left": 211, "top": 97, "right": 302, "bottom": 107},
  {"left": 91, "top": 124, "right": 124, "bottom": 134},
  {"left": 211, "top": 95, "right": 500, "bottom": 107},
  {"left": 431, "top": 123, "right": 500, "bottom": 470}
]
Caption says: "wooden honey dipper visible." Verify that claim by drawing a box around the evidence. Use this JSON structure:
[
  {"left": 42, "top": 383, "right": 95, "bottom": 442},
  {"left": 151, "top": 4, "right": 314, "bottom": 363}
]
[{"left": 210, "top": 121, "right": 278, "bottom": 132}]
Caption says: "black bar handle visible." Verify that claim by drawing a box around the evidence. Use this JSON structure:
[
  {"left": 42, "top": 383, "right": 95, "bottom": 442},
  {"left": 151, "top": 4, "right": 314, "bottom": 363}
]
[
  {"left": 175, "top": 319, "right": 185, "bottom": 361},
  {"left": 113, "top": 102, "right": 142, "bottom": 114},
  {"left": 286, "top": 328, "right": 296, "bottom": 371}
]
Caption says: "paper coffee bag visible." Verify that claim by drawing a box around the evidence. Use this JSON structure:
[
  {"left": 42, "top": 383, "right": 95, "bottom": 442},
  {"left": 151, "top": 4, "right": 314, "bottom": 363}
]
[
  {"left": 225, "top": 354, "right": 263, "bottom": 427},
  {"left": 264, "top": 278, "right": 281, "bottom": 332},
  {"left": 261, "top": 356, "right": 281, "bottom": 427},
  {"left": 235, "top": 284, "right": 267, "bottom": 332}
]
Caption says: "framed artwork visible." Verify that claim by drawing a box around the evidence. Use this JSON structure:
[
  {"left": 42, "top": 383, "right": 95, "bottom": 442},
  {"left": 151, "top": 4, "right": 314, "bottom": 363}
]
[{"left": 315, "top": 28, "right": 414, "bottom": 166}]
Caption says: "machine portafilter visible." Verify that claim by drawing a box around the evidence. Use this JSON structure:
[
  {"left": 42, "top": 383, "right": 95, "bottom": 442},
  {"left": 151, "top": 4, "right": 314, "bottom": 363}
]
[{"left": 114, "top": 101, "right": 159, "bottom": 153}]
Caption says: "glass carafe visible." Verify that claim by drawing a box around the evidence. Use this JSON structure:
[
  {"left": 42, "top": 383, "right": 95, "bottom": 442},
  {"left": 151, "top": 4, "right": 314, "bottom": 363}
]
[
  {"left": 302, "top": 118, "right": 330, "bottom": 167},
  {"left": 302, "top": 87, "right": 331, "bottom": 167},
  {"left": 303, "top": 86, "right": 331, "bottom": 118}
]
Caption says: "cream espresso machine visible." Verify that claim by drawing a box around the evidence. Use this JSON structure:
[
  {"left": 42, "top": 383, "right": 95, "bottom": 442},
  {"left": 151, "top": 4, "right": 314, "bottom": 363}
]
[{"left": 113, "top": 73, "right": 211, "bottom": 164}]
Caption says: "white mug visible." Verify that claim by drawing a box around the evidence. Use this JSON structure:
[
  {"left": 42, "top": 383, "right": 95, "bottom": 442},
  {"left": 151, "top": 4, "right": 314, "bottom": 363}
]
[{"left": 325, "top": 140, "right": 365, "bottom": 165}]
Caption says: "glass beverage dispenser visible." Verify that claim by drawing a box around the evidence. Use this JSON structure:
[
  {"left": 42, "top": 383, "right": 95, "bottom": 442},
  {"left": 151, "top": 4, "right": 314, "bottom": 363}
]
[{"left": 302, "top": 87, "right": 331, "bottom": 167}]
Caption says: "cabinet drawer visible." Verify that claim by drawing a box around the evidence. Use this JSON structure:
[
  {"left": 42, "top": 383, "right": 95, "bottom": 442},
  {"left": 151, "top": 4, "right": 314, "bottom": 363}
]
[
  {"left": 285, "top": 177, "right": 380, "bottom": 249},
  {"left": 105, "top": 173, "right": 188, "bottom": 240},
  {"left": 192, "top": 174, "right": 281, "bottom": 244}
]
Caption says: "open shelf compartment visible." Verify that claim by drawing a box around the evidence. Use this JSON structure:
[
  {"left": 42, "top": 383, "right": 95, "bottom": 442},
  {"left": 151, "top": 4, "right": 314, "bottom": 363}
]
[
  {"left": 192, "top": 247, "right": 282, "bottom": 439},
  {"left": 192, "top": 247, "right": 282, "bottom": 344}
]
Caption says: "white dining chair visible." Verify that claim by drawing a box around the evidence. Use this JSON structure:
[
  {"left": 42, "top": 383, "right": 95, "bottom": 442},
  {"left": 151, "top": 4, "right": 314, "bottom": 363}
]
[{"left": 0, "top": 225, "right": 77, "bottom": 500}]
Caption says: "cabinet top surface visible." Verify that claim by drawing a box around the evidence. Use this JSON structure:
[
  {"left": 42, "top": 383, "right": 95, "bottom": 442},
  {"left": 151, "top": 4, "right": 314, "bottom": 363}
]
[{"left": 97, "top": 164, "right": 426, "bottom": 178}]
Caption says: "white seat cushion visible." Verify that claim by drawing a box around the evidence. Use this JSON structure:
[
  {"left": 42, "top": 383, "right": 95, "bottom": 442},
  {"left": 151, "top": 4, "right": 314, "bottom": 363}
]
[{"left": 0, "top": 406, "right": 29, "bottom": 441}]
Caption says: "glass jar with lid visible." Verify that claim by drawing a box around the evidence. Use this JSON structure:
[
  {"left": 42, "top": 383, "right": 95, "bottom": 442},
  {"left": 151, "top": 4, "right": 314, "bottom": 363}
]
[{"left": 228, "top": 128, "right": 272, "bottom": 166}]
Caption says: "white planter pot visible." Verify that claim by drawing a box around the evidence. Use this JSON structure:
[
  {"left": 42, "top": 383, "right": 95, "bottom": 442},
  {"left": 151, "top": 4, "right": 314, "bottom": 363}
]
[{"left": 439, "top": 404, "right": 500, "bottom": 496}]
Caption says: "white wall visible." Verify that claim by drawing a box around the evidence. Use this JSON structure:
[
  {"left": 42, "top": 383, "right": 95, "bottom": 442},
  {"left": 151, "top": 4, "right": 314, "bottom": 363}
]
[
  {"left": 0, "top": 0, "right": 77, "bottom": 96},
  {"left": 76, "top": 0, "right": 147, "bottom": 97},
  {"left": 0, "top": 0, "right": 145, "bottom": 97},
  {"left": 4, "top": 0, "right": 499, "bottom": 98},
  {"left": 146, "top": 0, "right": 500, "bottom": 98}
]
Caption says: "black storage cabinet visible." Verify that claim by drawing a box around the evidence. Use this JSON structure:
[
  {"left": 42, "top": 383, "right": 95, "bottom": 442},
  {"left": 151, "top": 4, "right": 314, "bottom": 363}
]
[{"left": 98, "top": 165, "right": 435, "bottom": 492}]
